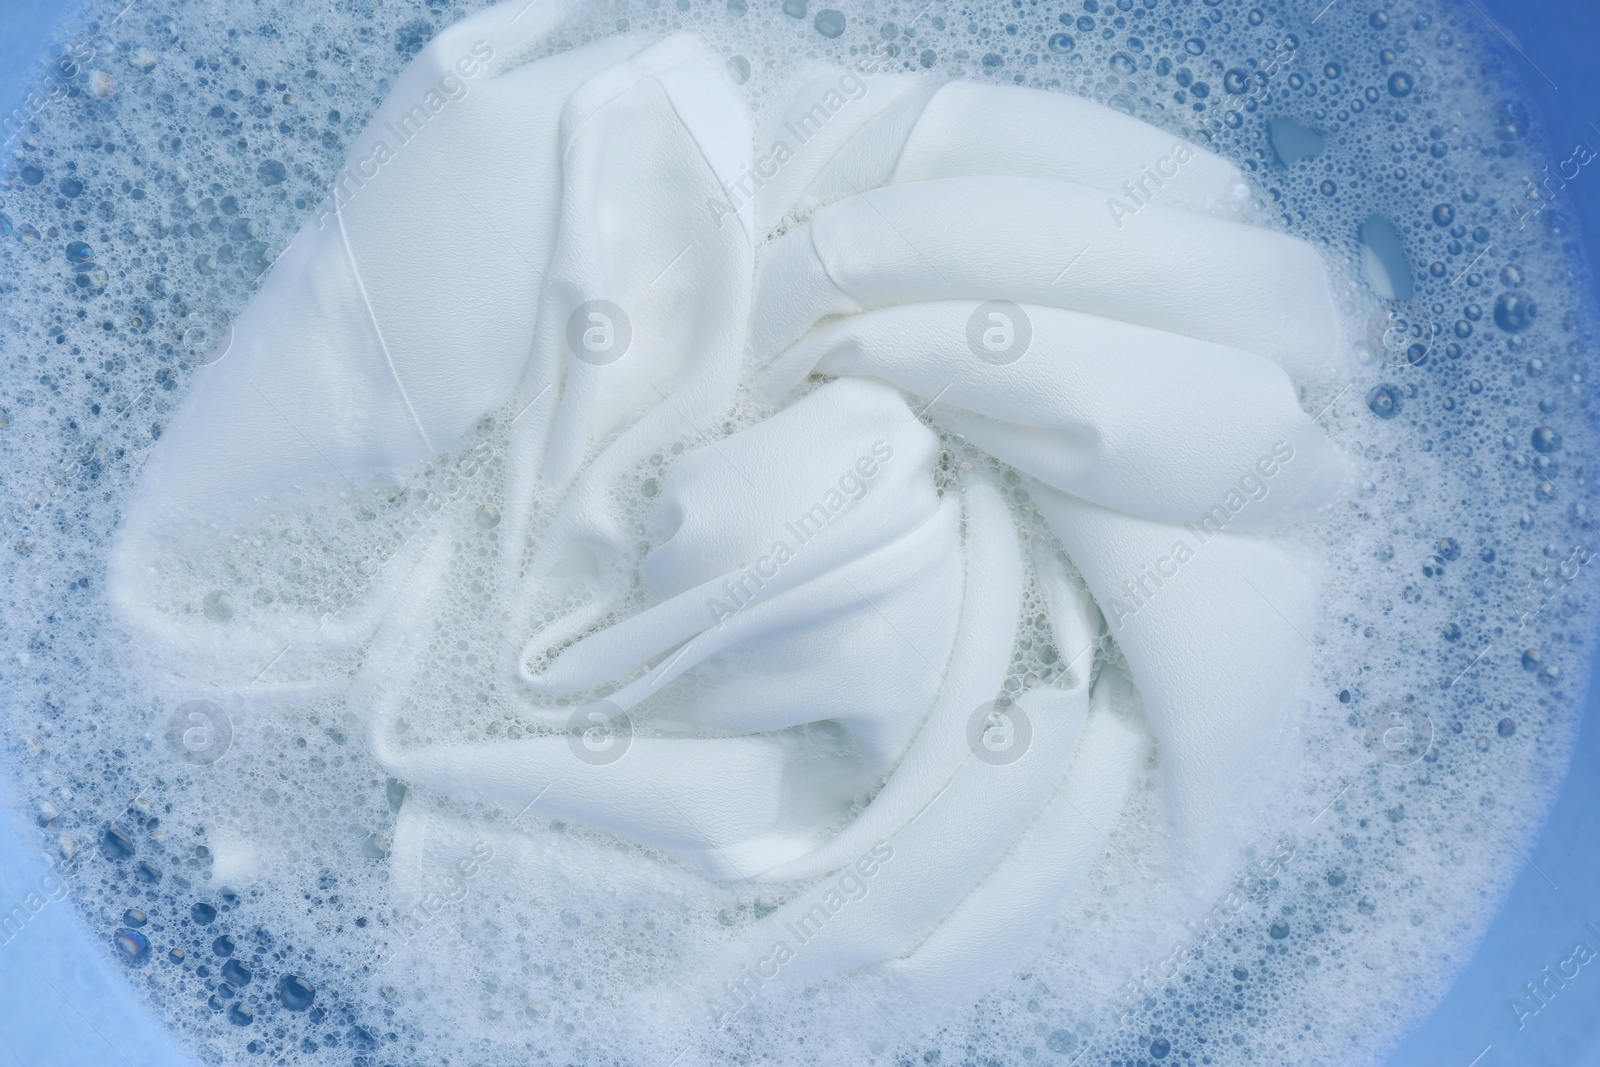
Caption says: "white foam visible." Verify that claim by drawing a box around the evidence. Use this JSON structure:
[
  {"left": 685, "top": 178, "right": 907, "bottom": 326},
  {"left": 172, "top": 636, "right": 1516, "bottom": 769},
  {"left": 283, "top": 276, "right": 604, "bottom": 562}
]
[{"left": 0, "top": 1, "right": 1594, "bottom": 1065}]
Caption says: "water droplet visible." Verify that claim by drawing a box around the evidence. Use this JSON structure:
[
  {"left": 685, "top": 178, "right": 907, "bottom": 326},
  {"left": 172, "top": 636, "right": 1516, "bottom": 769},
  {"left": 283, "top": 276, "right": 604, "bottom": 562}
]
[
  {"left": 1359, "top": 215, "right": 1415, "bottom": 300},
  {"left": 1151, "top": 1038, "right": 1172, "bottom": 1060},
  {"left": 1048, "top": 33, "right": 1074, "bottom": 53},
  {"left": 1531, "top": 426, "right": 1562, "bottom": 453},
  {"left": 278, "top": 974, "right": 316, "bottom": 1010},
  {"left": 1432, "top": 204, "right": 1455, "bottom": 226},
  {"left": 257, "top": 160, "right": 287, "bottom": 185},
  {"left": 65, "top": 240, "right": 94, "bottom": 264},
  {"left": 58, "top": 177, "right": 84, "bottom": 199},
  {"left": 782, "top": 0, "right": 806, "bottom": 16},
  {"left": 1267, "top": 117, "right": 1324, "bottom": 165},
  {"left": 222, "top": 959, "right": 253, "bottom": 986},
  {"left": 1521, "top": 649, "right": 1541, "bottom": 671},
  {"left": 1223, "top": 68, "right": 1251, "bottom": 93},
  {"left": 1367, "top": 385, "right": 1402, "bottom": 419},
  {"left": 1494, "top": 292, "right": 1536, "bottom": 333},
  {"left": 1437, "top": 537, "right": 1460, "bottom": 561},
  {"left": 1498, "top": 718, "right": 1516, "bottom": 738},
  {"left": 102, "top": 825, "right": 135, "bottom": 860},
  {"left": 813, "top": 9, "right": 845, "bottom": 37},
  {"left": 123, "top": 908, "right": 149, "bottom": 927},
  {"left": 475, "top": 504, "right": 501, "bottom": 529},
  {"left": 115, "top": 929, "right": 150, "bottom": 960},
  {"left": 1387, "top": 71, "right": 1414, "bottom": 96},
  {"left": 1184, "top": 37, "right": 1205, "bottom": 54},
  {"left": 1269, "top": 920, "right": 1290, "bottom": 939},
  {"left": 1109, "top": 52, "right": 1136, "bottom": 75},
  {"left": 213, "top": 934, "right": 235, "bottom": 956}
]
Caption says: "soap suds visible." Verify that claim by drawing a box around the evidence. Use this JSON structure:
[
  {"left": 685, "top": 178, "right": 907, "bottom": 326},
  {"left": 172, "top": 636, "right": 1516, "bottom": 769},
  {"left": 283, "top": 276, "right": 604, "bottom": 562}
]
[{"left": 0, "top": 0, "right": 1596, "bottom": 1065}]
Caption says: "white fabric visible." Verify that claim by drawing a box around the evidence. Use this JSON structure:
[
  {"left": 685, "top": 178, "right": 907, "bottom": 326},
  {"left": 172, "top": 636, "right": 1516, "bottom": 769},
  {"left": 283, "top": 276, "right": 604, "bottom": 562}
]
[
  {"left": 496, "top": 34, "right": 756, "bottom": 660},
  {"left": 755, "top": 478, "right": 1022, "bottom": 882},
  {"left": 1032, "top": 486, "right": 1315, "bottom": 887},
  {"left": 753, "top": 175, "right": 1341, "bottom": 382},
  {"left": 375, "top": 380, "right": 968, "bottom": 879},
  {"left": 109, "top": 22, "right": 1350, "bottom": 1006},
  {"left": 522, "top": 377, "right": 960, "bottom": 771},
  {"left": 756, "top": 299, "right": 1349, "bottom": 525},
  {"left": 107, "top": 16, "right": 750, "bottom": 688},
  {"left": 759, "top": 77, "right": 1254, "bottom": 234},
  {"left": 884, "top": 684, "right": 1149, "bottom": 997}
]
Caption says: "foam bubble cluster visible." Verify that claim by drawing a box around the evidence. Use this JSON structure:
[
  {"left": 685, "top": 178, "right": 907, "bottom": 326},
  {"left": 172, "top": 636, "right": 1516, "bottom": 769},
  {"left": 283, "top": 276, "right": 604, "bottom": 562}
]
[{"left": 0, "top": 0, "right": 1596, "bottom": 1065}]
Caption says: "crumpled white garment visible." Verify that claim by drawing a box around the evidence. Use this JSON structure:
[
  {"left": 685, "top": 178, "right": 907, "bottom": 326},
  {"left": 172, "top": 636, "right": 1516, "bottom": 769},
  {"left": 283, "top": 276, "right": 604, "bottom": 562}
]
[
  {"left": 753, "top": 174, "right": 1340, "bottom": 382},
  {"left": 108, "top": 7, "right": 1351, "bottom": 1012},
  {"left": 373, "top": 377, "right": 965, "bottom": 880},
  {"left": 523, "top": 377, "right": 960, "bottom": 772},
  {"left": 743, "top": 69, "right": 1345, "bottom": 904},
  {"left": 755, "top": 301, "right": 1347, "bottom": 525},
  {"left": 107, "top": 6, "right": 750, "bottom": 689}
]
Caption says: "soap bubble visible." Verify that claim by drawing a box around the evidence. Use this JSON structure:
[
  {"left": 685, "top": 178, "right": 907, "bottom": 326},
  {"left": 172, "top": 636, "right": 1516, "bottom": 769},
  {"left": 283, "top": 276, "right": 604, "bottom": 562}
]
[
  {"left": 966, "top": 300, "right": 1031, "bottom": 366},
  {"left": 164, "top": 699, "right": 233, "bottom": 766},
  {"left": 115, "top": 928, "right": 151, "bottom": 961},
  {"left": 1367, "top": 384, "right": 1402, "bottom": 419},
  {"left": 1493, "top": 292, "right": 1537, "bottom": 333},
  {"left": 565, "top": 299, "right": 632, "bottom": 367},
  {"left": 814, "top": 9, "right": 845, "bottom": 37},
  {"left": 567, "top": 699, "right": 632, "bottom": 766},
  {"left": 966, "top": 700, "right": 1032, "bottom": 765},
  {"left": 277, "top": 974, "right": 316, "bottom": 1010}
]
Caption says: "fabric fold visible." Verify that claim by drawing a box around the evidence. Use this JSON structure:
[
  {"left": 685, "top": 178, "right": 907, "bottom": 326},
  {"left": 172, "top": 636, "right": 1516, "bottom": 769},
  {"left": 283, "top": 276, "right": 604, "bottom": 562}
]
[
  {"left": 520, "top": 377, "right": 960, "bottom": 772},
  {"left": 498, "top": 32, "right": 756, "bottom": 646},
  {"left": 753, "top": 175, "right": 1342, "bottom": 381},
  {"left": 1031, "top": 484, "right": 1314, "bottom": 888},
  {"left": 755, "top": 299, "right": 1349, "bottom": 526},
  {"left": 108, "top": 4, "right": 640, "bottom": 685}
]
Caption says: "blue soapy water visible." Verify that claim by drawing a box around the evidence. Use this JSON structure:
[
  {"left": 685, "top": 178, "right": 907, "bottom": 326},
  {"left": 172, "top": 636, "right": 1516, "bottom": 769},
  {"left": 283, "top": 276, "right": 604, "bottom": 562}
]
[{"left": 0, "top": 0, "right": 1596, "bottom": 1065}]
